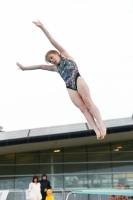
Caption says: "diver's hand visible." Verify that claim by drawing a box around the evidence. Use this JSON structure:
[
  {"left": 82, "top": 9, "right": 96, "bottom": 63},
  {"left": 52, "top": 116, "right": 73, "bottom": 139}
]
[
  {"left": 32, "top": 20, "right": 43, "bottom": 28},
  {"left": 16, "top": 62, "right": 25, "bottom": 70}
]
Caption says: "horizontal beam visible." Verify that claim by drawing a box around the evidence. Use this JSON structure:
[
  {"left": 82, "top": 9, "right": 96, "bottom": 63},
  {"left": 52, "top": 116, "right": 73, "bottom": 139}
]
[{"left": 72, "top": 189, "right": 133, "bottom": 195}]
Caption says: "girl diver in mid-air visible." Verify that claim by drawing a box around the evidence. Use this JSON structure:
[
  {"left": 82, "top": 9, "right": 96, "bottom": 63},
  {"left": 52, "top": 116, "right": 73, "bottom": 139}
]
[{"left": 16, "top": 20, "right": 106, "bottom": 140}]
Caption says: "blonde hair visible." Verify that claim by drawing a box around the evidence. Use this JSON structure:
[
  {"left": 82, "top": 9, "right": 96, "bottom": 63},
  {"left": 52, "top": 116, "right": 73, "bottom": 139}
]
[
  {"left": 45, "top": 50, "right": 60, "bottom": 63},
  {"left": 46, "top": 189, "right": 53, "bottom": 195}
]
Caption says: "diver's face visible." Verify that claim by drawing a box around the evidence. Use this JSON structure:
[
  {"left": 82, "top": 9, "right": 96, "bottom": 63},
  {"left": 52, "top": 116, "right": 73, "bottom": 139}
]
[{"left": 47, "top": 53, "right": 61, "bottom": 65}]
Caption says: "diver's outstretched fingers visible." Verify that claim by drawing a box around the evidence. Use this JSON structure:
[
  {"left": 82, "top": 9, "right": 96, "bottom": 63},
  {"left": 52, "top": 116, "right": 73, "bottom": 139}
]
[
  {"left": 32, "top": 20, "right": 43, "bottom": 28},
  {"left": 16, "top": 62, "right": 25, "bottom": 70}
]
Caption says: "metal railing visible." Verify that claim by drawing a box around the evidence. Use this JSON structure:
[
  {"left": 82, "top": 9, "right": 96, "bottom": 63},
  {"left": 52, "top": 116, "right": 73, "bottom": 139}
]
[
  {"left": 0, "top": 188, "right": 133, "bottom": 200},
  {"left": 0, "top": 190, "right": 25, "bottom": 200},
  {"left": 0, "top": 189, "right": 93, "bottom": 200},
  {"left": 66, "top": 193, "right": 109, "bottom": 200},
  {"left": 52, "top": 189, "right": 108, "bottom": 200}
]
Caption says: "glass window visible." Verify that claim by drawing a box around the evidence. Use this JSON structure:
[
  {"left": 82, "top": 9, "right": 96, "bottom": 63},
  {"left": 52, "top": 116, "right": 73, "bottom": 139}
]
[
  {"left": 0, "top": 154, "right": 15, "bottom": 164},
  {"left": 125, "top": 173, "right": 133, "bottom": 187},
  {"left": 112, "top": 162, "right": 133, "bottom": 172},
  {"left": 40, "top": 164, "right": 63, "bottom": 174},
  {"left": 0, "top": 166, "right": 14, "bottom": 175},
  {"left": 40, "top": 164, "right": 51, "bottom": 174},
  {"left": 111, "top": 152, "right": 133, "bottom": 161},
  {"left": 64, "top": 174, "right": 88, "bottom": 188},
  {"left": 0, "top": 177, "right": 14, "bottom": 189},
  {"left": 48, "top": 175, "right": 63, "bottom": 188},
  {"left": 112, "top": 173, "right": 133, "bottom": 187},
  {"left": 16, "top": 152, "right": 39, "bottom": 164},
  {"left": 15, "top": 165, "right": 39, "bottom": 175},
  {"left": 111, "top": 141, "right": 133, "bottom": 151},
  {"left": 88, "top": 174, "right": 113, "bottom": 188},
  {"left": 15, "top": 176, "right": 33, "bottom": 190},
  {"left": 64, "top": 163, "right": 87, "bottom": 173},
  {"left": 40, "top": 153, "right": 52, "bottom": 163},
  {"left": 64, "top": 153, "right": 87, "bottom": 162},
  {"left": 88, "top": 163, "right": 111, "bottom": 173},
  {"left": 40, "top": 152, "right": 63, "bottom": 163},
  {"left": 52, "top": 153, "right": 63, "bottom": 163},
  {"left": 88, "top": 152, "right": 111, "bottom": 162},
  {"left": 63, "top": 146, "right": 87, "bottom": 162},
  {"left": 0, "top": 140, "right": 133, "bottom": 190}
]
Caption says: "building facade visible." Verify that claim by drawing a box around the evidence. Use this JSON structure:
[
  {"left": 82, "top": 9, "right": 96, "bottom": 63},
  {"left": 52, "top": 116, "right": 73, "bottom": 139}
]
[{"left": 0, "top": 117, "right": 133, "bottom": 190}]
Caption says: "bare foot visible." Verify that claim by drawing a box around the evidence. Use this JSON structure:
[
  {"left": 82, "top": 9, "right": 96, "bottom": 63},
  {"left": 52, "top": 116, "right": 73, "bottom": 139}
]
[
  {"left": 95, "top": 129, "right": 101, "bottom": 140},
  {"left": 99, "top": 125, "right": 106, "bottom": 139}
]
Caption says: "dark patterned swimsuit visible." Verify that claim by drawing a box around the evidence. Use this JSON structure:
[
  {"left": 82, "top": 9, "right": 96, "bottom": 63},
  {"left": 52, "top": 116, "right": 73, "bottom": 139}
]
[{"left": 56, "top": 57, "right": 80, "bottom": 90}]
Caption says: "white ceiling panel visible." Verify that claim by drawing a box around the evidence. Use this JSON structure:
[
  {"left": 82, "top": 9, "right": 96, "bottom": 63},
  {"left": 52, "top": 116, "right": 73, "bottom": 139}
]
[{"left": 0, "top": 129, "right": 29, "bottom": 141}]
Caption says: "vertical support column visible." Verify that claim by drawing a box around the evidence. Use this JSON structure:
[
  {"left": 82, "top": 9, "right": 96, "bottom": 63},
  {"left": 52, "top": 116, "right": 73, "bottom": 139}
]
[
  {"left": 51, "top": 154, "right": 54, "bottom": 188},
  {"left": 110, "top": 142, "right": 113, "bottom": 188},
  {"left": 86, "top": 145, "right": 89, "bottom": 188},
  {"left": 14, "top": 153, "right": 16, "bottom": 189}
]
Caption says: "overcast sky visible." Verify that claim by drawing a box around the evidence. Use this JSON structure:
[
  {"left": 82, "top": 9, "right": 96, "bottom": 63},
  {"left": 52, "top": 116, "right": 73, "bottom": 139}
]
[{"left": 0, "top": 0, "right": 133, "bottom": 132}]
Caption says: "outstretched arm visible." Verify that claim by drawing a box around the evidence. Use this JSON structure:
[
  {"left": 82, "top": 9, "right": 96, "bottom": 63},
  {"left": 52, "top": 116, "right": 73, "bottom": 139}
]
[
  {"left": 32, "top": 20, "right": 74, "bottom": 60},
  {"left": 16, "top": 62, "right": 56, "bottom": 71}
]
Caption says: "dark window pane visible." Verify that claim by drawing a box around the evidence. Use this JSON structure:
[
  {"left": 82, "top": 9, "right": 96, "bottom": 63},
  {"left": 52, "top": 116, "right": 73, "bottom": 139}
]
[
  {"left": 15, "top": 165, "right": 39, "bottom": 175},
  {"left": 40, "top": 153, "right": 51, "bottom": 163},
  {"left": 0, "top": 166, "right": 14, "bottom": 175},
  {"left": 88, "top": 163, "right": 111, "bottom": 173},
  {"left": 40, "top": 164, "right": 51, "bottom": 174},
  {"left": 16, "top": 152, "right": 39, "bottom": 164},
  {"left": 52, "top": 153, "right": 63, "bottom": 163},
  {"left": 40, "top": 153, "right": 63, "bottom": 163},
  {"left": 53, "top": 164, "right": 63, "bottom": 174},
  {"left": 88, "top": 152, "right": 111, "bottom": 161},
  {"left": 40, "top": 164, "right": 63, "bottom": 174},
  {"left": 111, "top": 141, "right": 133, "bottom": 151},
  {"left": 112, "top": 162, "right": 133, "bottom": 172},
  {"left": 64, "top": 153, "right": 87, "bottom": 162},
  {"left": 0, "top": 154, "right": 15, "bottom": 164},
  {"left": 64, "top": 164, "right": 87, "bottom": 173},
  {"left": 112, "top": 152, "right": 133, "bottom": 161}
]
